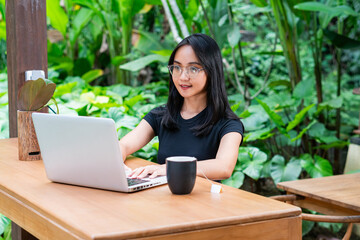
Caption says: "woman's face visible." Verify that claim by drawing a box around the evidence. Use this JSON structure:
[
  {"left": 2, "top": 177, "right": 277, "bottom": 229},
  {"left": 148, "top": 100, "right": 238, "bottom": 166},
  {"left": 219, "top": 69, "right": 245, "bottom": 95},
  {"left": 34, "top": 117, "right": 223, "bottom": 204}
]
[{"left": 171, "top": 45, "right": 207, "bottom": 101}]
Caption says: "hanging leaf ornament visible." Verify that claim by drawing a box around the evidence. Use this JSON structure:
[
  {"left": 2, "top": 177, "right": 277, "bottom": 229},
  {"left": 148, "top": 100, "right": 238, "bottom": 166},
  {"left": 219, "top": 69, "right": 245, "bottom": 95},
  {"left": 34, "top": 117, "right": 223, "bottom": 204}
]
[{"left": 17, "top": 78, "right": 56, "bottom": 111}]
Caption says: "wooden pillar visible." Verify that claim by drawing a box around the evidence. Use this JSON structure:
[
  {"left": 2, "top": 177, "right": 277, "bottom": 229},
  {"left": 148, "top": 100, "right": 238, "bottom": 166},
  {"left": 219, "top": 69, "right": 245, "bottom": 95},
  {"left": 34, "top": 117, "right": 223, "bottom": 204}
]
[
  {"left": 6, "top": 0, "right": 48, "bottom": 138},
  {"left": 6, "top": 1, "right": 47, "bottom": 239}
]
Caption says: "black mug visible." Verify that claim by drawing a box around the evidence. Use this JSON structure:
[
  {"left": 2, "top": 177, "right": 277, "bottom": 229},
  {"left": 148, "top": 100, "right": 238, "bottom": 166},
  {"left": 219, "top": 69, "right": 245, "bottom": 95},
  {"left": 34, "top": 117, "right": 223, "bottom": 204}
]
[{"left": 166, "top": 156, "right": 197, "bottom": 195}]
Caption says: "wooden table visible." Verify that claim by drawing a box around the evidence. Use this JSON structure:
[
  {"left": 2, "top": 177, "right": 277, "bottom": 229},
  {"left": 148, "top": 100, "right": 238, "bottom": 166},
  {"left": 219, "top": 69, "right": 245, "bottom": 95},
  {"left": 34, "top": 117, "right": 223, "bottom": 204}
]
[
  {"left": 277, "top": 173, "right": 360, "bottom": 216},
  {"left": 0, "top": 138, "right": 301, "bottom": 240}
]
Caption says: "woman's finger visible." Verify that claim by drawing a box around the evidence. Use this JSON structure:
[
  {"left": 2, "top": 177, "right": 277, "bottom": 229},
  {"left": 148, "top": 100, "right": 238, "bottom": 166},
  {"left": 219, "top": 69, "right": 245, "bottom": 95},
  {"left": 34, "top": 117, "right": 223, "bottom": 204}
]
[
  {"left": 149, "top": 170, "right": 159, "bottom": 179},
  {"left": 137, "top": 167, "right": 153, "bottom": 179},
  {"left": 130, "top": 167, "right": 145, "bottom": 178}
]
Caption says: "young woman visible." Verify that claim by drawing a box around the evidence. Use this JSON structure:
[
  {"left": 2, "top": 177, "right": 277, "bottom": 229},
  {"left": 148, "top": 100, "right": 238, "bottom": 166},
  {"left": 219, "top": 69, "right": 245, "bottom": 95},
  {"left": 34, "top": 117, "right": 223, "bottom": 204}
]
[{"left": 120, "top": 33, "right": 244, "bottom": 180}]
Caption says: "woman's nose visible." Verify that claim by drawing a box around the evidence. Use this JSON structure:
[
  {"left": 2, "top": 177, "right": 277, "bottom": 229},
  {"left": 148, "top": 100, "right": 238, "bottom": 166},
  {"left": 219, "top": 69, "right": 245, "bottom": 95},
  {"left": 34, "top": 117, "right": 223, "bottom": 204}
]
[{"left": 179, "top": 68, "right": 190, "bottom": 80}]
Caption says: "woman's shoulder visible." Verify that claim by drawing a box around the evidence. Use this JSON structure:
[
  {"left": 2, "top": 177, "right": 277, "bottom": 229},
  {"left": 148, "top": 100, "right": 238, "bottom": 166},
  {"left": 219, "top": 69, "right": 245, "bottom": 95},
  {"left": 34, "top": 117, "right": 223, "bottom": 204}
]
[
  {"left": 145, "top": 105, "right": 167, "bottom": 120},
  {"left": 149, "top": 105, "right": 167, "bottom": 115},
  {"left": 216, "top": 116, "right": 244, "bottom": 133}
]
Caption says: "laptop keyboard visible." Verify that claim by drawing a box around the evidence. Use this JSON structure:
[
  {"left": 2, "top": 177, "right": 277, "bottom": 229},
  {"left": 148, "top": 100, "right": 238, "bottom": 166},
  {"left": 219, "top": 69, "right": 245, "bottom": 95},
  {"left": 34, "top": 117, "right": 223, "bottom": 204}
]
[{"left": 127, "top": 178, "right": 150, "bottom": 186}]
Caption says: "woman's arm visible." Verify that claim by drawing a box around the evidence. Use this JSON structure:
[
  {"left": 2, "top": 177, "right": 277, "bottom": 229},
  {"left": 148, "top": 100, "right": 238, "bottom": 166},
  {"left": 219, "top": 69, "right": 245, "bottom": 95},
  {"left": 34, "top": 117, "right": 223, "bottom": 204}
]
[
  {"left": 196, "top": 132, "right": 242, "bottom": 180},
  {"left": 119, "top": 119, "right": 155, "bottom": 161},
  {"left": 130, "top": 131, "right": 242, "bottom": 180}
]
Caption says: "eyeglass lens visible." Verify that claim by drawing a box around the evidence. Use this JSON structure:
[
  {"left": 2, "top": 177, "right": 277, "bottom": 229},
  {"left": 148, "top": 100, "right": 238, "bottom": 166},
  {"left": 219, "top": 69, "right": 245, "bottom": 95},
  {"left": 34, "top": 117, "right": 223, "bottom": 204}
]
[{"left": 168, "top": 65, "right": 202, "bottom": 78}]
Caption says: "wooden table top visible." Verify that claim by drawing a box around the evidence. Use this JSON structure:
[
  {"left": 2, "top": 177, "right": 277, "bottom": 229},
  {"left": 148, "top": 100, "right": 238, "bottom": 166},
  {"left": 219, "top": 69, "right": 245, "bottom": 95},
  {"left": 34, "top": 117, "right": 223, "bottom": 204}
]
[
  {"left": 277, "top": 173, "right": 360, "bottom": 213},
  {"left": 0, "top": 138, "right": 301, "bottom": 239}
]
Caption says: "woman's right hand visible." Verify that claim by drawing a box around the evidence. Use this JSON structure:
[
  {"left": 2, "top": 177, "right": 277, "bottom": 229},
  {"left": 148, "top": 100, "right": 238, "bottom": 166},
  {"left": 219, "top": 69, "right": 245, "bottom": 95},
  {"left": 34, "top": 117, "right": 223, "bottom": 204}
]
[{"left": 128, "top": 164, "right": 166, "bottom": 179}]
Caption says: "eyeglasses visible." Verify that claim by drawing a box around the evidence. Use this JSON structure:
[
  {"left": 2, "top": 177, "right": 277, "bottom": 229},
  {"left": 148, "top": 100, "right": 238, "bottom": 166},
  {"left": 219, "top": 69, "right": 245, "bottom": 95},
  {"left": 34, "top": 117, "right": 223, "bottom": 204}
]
[{"left": 168, "top": 65, "right": 204, "bottom": 78}]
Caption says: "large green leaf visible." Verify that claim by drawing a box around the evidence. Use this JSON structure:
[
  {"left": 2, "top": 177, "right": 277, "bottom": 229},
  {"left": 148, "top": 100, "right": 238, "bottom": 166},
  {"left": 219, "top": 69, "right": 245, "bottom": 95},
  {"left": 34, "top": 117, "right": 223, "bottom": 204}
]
[
  {"left": 294, "top": 2, "right": 336, "bottom": 13},
  {"left": 308, "top": 122, "right": 340, "bottom": 144},
  {"left": 72, "top": 0, "right": 101, "bottom": 13},
  {"left": 222, "top": 171, "right": 245, "bottom": 188},
  {"left": 82, "top": 69, "right": 104, "bottom": 84},
  {"left": 300, "top": 154, "right": 333, "bottom": 178},
  {"left": 133, "top": 30, "right": 164, "bottom": 53},
  {"left": 107, "top": 84, "right": 132, "bottom": 98},
  {"left": 249, "top": 0, "right": 268, "bottom": 7},
  {"left": 270, "top": 155, "right": 302, "bottom": 184},
  {"left": 295, "top": 2, "right": 358, "bottom": 28},
  {"left": 245, "top": 127, "right": 274, "bottom": 141},
  {"left": 234, "top": 5, "right": 272, "bottom": 15},
  {"left": 302, "top": 220, "right": 315, "bottom": 236},
  {"left": 53, "top": 82, "right": 78, "bottom": 98},
  {"left": 317, "top": 96, "right": 343, "bottom": 114},
  {"left": 241, "top": 112, "right": 269, "bottom": 131},
  {"left": 227, "top": 23, "right": 241, "bottom": 48},
  {"left": 69, "top": 7, "right": 94, "bottom": 47},
  {"left": 323, "top": 29, "right": 360, "bottom": 49},
  {"left": 291, "top": 120, "right": 316, "bottom": 142},
  {"left": 0, "top": 213, "right": 10, "bottom": 236},
  {"left": 119, "top": 54, "right": 168, "bottom": 72},
  {"left": 0, "top": 21, "right": 5, "bottom": 40},
  {"left": 266, "top": 92, "right": 296, "bottom": 109},
  {"left": 314, "top": 141, "right": 348, "bottom": 150},
  {"left": 256, "top": 98, "right": 287, "bottom": 135},
  {"left": 238, "top": 147, "right": 268, "bottom": 180},
  {"left": 124, "top": 94, "right": 145, "bottom": 108},
  {"left": 17, "top": 78, "right": 56, "bottom": 111},
  {"left": 293, "top": 79, "right": 314, "bottom": 99},
  {"left": 286, "top": 104, "right": 315, "bottom": 132},
  {"left": 318, "top": 222, "right": 343, "bottom": 234},
  {"left": 119, "top": 0, "right": 144, "bottom": 57},
  {"left": 0, "top": 0, "right": 5, "bottom": 20},
  {"left": 47, "top": 0, "right": 69, "bottom": 37},
  {"left": 294, "top": 2, "right": 358, "bottom": 16}
]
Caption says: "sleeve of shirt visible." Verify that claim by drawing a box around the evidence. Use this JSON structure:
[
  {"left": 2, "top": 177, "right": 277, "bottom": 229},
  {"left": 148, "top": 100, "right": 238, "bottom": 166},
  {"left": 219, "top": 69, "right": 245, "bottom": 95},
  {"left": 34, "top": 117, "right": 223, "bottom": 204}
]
[
  {"left": 143, "top": 107, "right": 163, "bottom": 136},
  {"left": 219, "top": 119, "right": 245, "bottom": 145}
]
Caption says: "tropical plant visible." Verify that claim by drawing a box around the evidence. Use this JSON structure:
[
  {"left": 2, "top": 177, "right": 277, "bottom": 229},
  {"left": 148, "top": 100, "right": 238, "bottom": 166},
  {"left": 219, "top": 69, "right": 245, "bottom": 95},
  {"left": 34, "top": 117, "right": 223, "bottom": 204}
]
[
  {"left": 17, "top": 78, "right": 58, "bottom": 113},
  {"left": 0, "top": 71, "right": 8, "bottom": 139},
  {"left": 0, "top": 213, "right": 10, "bottom": 240},
  {"left": 0, "top": 0, "right": 6, "bottom": 70},
  {"left": 46, "top": 0, "right": 159, "bottom": 85},
  {"left": 293, "top": 0, "right": 360, "bottom": 172}
]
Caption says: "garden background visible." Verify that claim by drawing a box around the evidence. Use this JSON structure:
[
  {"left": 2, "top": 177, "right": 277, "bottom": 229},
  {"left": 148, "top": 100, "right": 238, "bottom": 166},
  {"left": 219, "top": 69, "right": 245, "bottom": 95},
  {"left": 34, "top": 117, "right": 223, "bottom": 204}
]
[{"left": 0, "top": 0, "right": 360, "bottom": 239}]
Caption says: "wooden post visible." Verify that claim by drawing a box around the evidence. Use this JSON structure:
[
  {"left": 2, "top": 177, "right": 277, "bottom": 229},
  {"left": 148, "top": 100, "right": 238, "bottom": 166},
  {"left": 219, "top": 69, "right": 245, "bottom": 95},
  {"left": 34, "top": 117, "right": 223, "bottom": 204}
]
[
  {"left": 6, "top": 0, "right": 48, "bottom": 138},
  {"left": 6, "top": 1, "right": 47, "bottom": 238}
]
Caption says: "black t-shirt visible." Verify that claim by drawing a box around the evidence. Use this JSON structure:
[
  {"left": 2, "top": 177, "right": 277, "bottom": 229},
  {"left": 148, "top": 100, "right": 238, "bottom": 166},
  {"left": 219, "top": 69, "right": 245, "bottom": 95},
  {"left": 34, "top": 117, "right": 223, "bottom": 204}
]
[{"left": 143, "top": 107, "right": 244, "bottom": 164}]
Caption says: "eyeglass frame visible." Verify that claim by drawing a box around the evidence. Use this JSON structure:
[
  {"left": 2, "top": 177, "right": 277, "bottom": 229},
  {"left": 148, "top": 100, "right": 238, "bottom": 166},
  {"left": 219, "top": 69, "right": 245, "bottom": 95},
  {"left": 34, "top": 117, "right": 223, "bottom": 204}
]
[{"left": 167, "top": 65, "right": 205, "bottom": 78}]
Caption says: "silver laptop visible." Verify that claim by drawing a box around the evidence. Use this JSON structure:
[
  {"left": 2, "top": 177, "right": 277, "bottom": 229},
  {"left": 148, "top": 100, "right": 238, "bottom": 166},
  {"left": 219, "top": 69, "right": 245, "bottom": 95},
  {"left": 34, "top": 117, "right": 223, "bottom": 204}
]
[{"left": 32, "top": 113, "right": 167, "bottom": 192}]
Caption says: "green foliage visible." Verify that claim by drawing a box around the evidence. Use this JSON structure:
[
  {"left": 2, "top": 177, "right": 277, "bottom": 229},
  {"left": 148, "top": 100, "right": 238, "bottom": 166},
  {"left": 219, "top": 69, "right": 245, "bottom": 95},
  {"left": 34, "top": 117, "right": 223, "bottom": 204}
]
[
  {"left": 120, "top": 54, "right": 168, "bottom": 71},
  {"left": 270, "top": 155, "right": 301, "bottom": 184},
  {"left": 323, "top": 29, "right": 360, "bottom": 49},
  {"left": 0, "top": 72, "right": 8, "bottom": 139},
  {"left": 302, "top": 220, "right": 315, "bottom": 236},
  {"left": 0, "top": 213, "right": 11, "bottom": 240},
  {"left": 47, "top": 0, "right": 69, "bottom": 37},
  {"left": 300, "top": 154, "right": 333, "bottom": 178},
  {"left": 222, "top": 171, "right": 245, "bottom": 188},
  {"left": 0, "top": 0, "right": 6, "bottom": 41}
]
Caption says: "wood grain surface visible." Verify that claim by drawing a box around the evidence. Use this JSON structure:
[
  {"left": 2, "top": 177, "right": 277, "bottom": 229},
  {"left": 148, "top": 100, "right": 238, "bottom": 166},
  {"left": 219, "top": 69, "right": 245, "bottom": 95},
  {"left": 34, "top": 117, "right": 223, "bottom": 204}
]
[
  {"left": 17, "top": 111, "right": 42, "bottom": 161},
  {"left": 277, "top": 173, "right": 360, "bottom": 215},
  {"left": 0, "top": 138, "right": 301, "bottom": 239}
]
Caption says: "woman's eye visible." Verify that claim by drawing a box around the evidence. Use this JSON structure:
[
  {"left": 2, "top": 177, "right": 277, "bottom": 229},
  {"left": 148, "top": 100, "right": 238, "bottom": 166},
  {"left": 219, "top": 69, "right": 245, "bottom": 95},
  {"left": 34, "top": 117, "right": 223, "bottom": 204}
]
[
  {"left": 173, "top": 66, "right": 182, "bottom": 72},
  {"left": 189, "top": 66, "right": 198, "bottom": 73}
]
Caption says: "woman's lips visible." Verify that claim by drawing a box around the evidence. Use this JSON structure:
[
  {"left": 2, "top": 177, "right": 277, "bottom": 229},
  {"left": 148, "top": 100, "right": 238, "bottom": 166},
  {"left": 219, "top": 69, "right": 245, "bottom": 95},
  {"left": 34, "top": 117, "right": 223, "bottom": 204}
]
[{"left": 180, "top": 84, "right": 191, "bottom": 90}]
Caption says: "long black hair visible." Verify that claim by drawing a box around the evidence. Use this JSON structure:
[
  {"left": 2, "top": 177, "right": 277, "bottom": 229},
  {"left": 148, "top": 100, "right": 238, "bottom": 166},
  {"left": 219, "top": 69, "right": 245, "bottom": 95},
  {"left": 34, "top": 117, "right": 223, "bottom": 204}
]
[{"left": 161, "top": 33, "right": 239, "bottom": 136}]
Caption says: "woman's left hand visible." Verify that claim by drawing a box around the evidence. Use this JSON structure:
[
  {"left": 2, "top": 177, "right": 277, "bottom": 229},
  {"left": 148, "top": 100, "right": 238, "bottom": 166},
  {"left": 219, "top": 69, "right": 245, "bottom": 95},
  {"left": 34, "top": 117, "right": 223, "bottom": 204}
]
[{"left": 129, "top": 164, "right": 166, "bottom": 179}]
